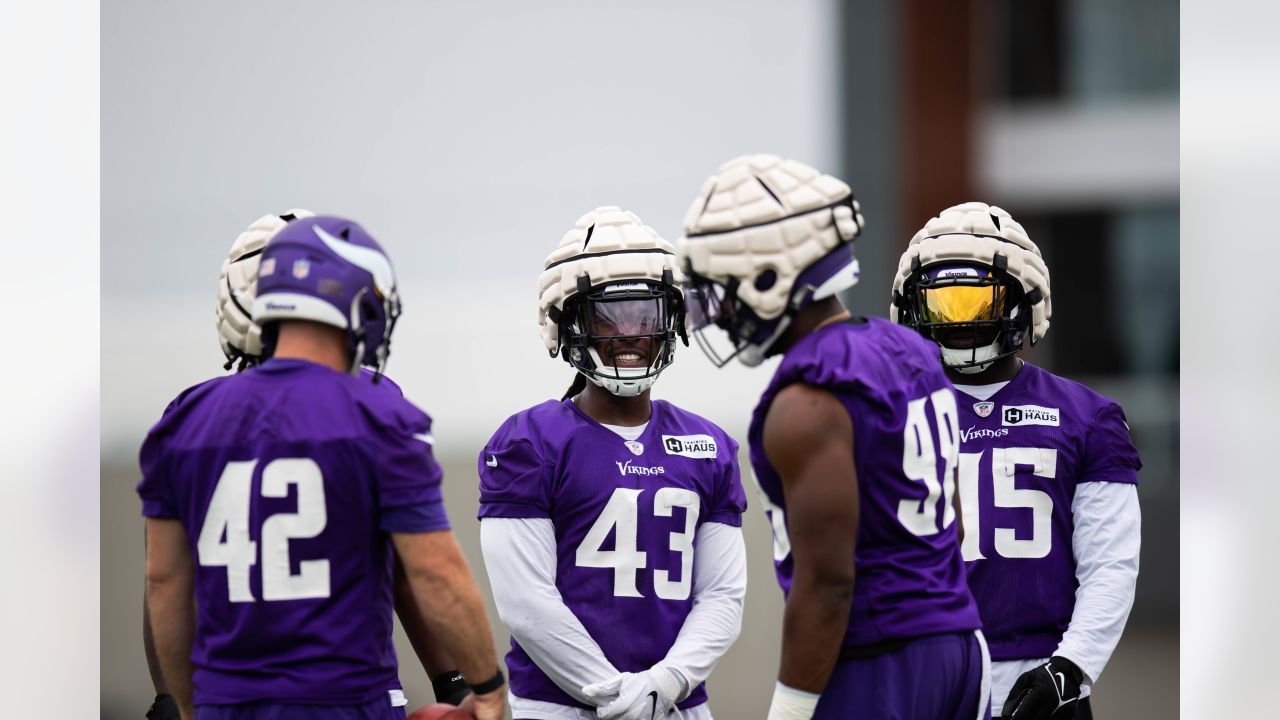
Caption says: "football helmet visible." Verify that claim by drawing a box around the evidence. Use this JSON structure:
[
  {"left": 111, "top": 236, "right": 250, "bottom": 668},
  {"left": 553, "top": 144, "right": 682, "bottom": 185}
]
[
  {"left": 676, "top": 154, "right": 864, "bottom": 367},
  {"left": 252, "top": 215, "right": 401, "bottom": 376},
  {"left": 538, "top": 206, "right": 686, "bottom": 397},
  {"left": 891, "top": 202, "right": 1052, "bottom": 373},
  {"left": 217, "top": 209, "right": 316, "bottom": 370}
]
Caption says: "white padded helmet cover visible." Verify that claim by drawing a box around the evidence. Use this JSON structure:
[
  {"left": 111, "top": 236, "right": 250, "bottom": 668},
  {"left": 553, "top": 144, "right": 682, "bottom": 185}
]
[
  {"left": 216, "top": 209, "right": 316, "bottom": 361},
  {"left": 677, "top": 154, "right": 864, "bottom": 321},
  {"left": 538, "top": 206, "right": 682, "bottom": 353},
  {"left": 891, "top": 202, "right": 1052, "bottom": 344}
]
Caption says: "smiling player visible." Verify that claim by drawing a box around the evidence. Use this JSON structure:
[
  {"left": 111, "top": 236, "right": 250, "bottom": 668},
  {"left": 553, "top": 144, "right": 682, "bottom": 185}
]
[
  {"left": 478, "top": 206, "right": 748, "bottom": 719},
  {"left": 891, "top": 202, "right": 1142, "bottom": 719}
]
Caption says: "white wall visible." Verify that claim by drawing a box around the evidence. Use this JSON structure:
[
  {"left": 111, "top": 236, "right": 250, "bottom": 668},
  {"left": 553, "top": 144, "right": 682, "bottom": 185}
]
[{"left": 102, "top": 0, "right": 839, "bottom": 457}]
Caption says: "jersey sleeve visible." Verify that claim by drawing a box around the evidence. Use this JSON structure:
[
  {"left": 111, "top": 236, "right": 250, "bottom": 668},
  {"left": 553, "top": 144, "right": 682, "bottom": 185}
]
[
  {"left": 704, "top": 435, "right": 747, "bottom": 527},
  {"left": 135, "top": 395, "right": 184, "bottom": 519},
  {"left": 477, "top": 430, "right": 551, "bottom": 519},
  {"left": 1079, "top": 402, "right": 1143, "bottom": 486},
  {"left": 369, "top": 410, "right": 449, "bottom": 533}
]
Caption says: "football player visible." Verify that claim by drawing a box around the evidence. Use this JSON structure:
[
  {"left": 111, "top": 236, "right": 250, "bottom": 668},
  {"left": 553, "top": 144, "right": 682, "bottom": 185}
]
[
  {"left": 677, "top": 155, "right": 989, "bottom": 720},
  {"left": 138, "top": 216, "right": 506, "bottom": 720},
  {"left": 477, "top": 207, "right": 748, "bottom": 719},
  {"left": 142, "top": 210, "right": 472, "bottom": 720},
  {"left": 891, "top": 203, "right": 1142, "bottom": 719}
]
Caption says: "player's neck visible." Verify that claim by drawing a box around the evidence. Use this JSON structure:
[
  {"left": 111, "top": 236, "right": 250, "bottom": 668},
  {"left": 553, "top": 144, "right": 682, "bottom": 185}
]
[
  {"left": 574, "top": 383, "right": 653, "bottom": 426},
  {"left": 272, "top": 321, "right": 351, "bottom": 374},
  {"left": 944, "top": 355, "right": 1023, "bottom": 386},
  {"left": 772, "top": 297, "right": 850, "bottom": 357}
]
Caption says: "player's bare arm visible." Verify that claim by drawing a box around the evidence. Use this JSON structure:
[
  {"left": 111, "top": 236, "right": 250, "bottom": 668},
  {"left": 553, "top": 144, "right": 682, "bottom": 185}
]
[
  {"left": 144, "top": 518, "right": 196, "bottom": 720},
  {"left": 392, "top": 559, "right": 470, "bottom": 704},
  {"left": 392, "top": 529, "right": 506, "bottom": 720},
  {"left": 764, "top": 382, "right": 858, "bottom": 694}
]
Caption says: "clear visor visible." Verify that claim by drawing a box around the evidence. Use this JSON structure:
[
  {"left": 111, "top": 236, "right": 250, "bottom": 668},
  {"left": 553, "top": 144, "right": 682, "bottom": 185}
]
[
  {"left": 920, "top": 281, "right": 1006, "bottom": 324},
  {"left": 589, "top": 297, "right": 664, "bottom": 337},
  {"left": 683, "top": 281, "right": 727, "bottom": 331}
]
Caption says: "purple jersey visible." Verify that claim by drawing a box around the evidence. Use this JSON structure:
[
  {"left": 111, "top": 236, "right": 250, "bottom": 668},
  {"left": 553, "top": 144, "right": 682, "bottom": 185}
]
[
  {"left": 749, "top": 317, "right": 981, "bottom": 647},
  {"left": 136, "top": 359, "right": 449, "bottom": 707},
  {"left": 956, "top": 362, "right": 1141, "bottom": 661},
  {"left": 477, "top": 399, "right": 747, "bottom": 710}
]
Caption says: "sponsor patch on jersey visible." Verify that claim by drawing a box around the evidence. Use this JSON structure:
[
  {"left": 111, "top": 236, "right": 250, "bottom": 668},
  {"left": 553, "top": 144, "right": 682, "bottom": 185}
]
[
  {"left": 662, "top": 434, "right": 717, "bottom": 459},
  {"left": 973, "top": 401, "right": 994, "bottom": 418},
  {"left": 625, "top": 440, "right": 644, "bottom": 456},
  {"left": 1001, "top": 404, "right": 1061, "bottom": 427}
]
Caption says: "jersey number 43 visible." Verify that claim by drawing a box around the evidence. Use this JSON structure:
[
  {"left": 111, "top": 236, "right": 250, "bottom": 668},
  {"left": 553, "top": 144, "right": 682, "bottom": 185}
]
[{"left": 575, "top": 487, "right": 700, "bottom": 601}]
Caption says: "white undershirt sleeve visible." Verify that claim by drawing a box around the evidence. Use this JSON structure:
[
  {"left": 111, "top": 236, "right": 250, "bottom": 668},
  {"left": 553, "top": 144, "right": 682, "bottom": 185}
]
[
  {"left": 658, "top": 522, "right": 748, "bottom": 699},
  {"left": 479, "top": 517, "right": 620, "bottom": 704},
  {"left": 1055, "top": 481, "right": 1142, "bottom": 684}
]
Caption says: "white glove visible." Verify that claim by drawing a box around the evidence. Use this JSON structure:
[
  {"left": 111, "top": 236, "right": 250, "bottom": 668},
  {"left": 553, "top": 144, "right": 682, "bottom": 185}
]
[{"left": 581, "top": 666, "right": 685, "bottom": 720}]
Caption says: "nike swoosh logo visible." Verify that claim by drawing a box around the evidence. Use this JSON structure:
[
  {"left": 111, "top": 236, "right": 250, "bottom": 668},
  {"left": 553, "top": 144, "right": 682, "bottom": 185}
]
[
  {"left": 1053, "top": 670, "right": 1066, "bottom": 698},
  {"left": 413, "top": 432, "right": 434, "bottom": 445},
  {"left": 647, "top": 691, "right": 658, "bottom": 720},
  {"left": 485, "top": 455, "right": 498, "bottom": 467}
]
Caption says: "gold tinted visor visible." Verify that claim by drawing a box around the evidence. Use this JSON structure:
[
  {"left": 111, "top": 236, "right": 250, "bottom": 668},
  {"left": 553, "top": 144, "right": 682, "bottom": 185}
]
[{"left": 921, "top": 283, "right": 1006, "bottom": 324}]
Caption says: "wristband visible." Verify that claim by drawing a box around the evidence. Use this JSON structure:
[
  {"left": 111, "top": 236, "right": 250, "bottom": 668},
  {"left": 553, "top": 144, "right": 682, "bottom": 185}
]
[
  {"left": 146, "top": 694, "right": 181, "bottom": 720},
  {"left": 766, "top": 681, "right": 820, "bottom": 720},
  {"left": 468, "top": 667, "right": 506, "bottom": 695},
  {"left": 431, "top": 669, "right": 470, "bottom": 705}
]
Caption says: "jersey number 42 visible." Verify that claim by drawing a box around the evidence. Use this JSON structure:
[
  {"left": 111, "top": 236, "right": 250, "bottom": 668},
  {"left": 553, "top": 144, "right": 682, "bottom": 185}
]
[{"left": 197, "top": 458, "right": 330, "bottom": 603}]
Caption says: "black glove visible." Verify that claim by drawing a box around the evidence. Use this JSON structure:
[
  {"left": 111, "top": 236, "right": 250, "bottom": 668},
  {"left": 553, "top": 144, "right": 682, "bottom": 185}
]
[
  {"left": 145, "top": 693, "right": 181, "bottom": 720},
  {"left": 1002, "top": 656, "right": 1085, "bottom": 719},
  {"left": 431, "top": 669, "right": 472, "bottom": 706}
]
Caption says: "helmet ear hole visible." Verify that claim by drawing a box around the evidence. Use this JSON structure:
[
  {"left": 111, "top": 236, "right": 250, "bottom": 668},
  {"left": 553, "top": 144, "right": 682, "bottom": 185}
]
[{"left": 754, "top": 269, "right": 777, "bottom": 291}]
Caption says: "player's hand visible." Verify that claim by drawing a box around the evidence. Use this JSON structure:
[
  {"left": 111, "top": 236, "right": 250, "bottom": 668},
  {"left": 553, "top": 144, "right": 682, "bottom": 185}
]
[
  {"left": 431, "top": 669, "right": 472, "bottom": 706},
  {"left": 582, "top": 667, "right": 683, "bottom": 720},
  {"left": 463, "top": 686, "right": 506, "bottom": 720},
  {"left": 145, "top": 694, "right": 181, "bottom": 720},
  {"left": 1002, "top": 656, "right": 1085, "bottom": 719}
]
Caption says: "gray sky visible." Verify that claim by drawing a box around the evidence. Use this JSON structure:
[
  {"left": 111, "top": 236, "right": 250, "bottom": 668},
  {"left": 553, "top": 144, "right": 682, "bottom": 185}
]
[{"left": 102, "top": 0, "right": 839, "bottom": 455}]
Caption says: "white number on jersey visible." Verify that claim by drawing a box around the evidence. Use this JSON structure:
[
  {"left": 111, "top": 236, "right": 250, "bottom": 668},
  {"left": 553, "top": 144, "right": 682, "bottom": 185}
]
[
  {"left": 575, "top": 487, "right": 701, "bottom": 600},
  {"left": 754, "top": 472, "right": 792, "bottom": 563},
  {"left": 897, "top": 388, "right": 960, "bottom": 536},
  {"left": 958, "top": 447, "right": 1057, "bottom": 561},
  {"left": 197, "top": 457, "right": 331, "bottom": 602}
]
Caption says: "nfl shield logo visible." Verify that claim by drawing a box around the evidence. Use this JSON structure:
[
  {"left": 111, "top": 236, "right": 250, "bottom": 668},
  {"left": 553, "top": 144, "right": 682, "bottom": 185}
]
[
  {"left": 625, "top": 440, "right": 644, "bottom": 456},
  {"left": 259, "top": 257, "right": 276, "bottom": 277},
  {"left": 292, "top": 258, "right": 311, "bottom": 279},
  {"left": 974, "top": 401, "right": 994, "bottom": 418}
]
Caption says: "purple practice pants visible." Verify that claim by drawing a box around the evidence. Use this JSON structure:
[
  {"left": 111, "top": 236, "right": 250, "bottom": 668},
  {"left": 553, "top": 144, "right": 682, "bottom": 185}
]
[
  {"left": 195, "top": 698, "right": 407, "bottom": 720},
  {"left": 815, "top": 630, "right": 991, "bottom": 720}
]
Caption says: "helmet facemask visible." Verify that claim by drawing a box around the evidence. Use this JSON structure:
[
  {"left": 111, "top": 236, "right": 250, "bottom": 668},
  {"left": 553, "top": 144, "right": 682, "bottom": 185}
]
[
  {"left": 902, "top": 263, "right": 1029, "bottom": 374},
  {"left": 559, "top": 279, "right": 683, "bottom": 397},
  {"left": 682, "top": 239, "right": 860, "bottom": 368}
]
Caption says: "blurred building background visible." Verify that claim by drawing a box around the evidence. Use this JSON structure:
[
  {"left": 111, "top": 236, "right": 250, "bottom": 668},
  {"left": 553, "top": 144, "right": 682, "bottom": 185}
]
[{"left": 101, "top": 1, "right": 1177, "bottom": 717}]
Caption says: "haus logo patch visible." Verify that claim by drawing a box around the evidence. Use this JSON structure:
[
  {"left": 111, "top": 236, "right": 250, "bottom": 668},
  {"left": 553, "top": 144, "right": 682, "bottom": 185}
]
[
  {"left": 1002, "top": 404, "right": 1061, "bottom": 427},
  {"left": 973, "top": 401, "right": 994, "bottom": 418},
  {"left": 662, "top": 434, "right": 717, "bottom": 459}
]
